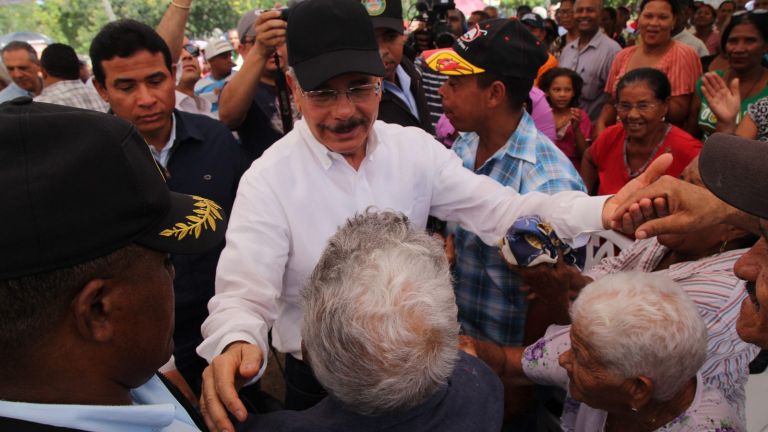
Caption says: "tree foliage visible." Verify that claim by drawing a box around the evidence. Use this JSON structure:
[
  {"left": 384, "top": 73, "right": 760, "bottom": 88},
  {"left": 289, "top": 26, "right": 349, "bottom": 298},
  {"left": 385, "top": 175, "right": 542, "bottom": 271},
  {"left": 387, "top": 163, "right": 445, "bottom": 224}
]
[{"left": 0, "top": 0, "right": 283, "bottom": 54}]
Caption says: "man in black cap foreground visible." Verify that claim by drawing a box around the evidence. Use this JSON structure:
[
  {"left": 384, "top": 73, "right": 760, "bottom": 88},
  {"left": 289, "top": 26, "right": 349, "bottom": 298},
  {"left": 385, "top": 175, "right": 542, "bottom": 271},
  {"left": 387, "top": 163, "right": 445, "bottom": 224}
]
[
  {"left": 237, "top": 211, "right": 504, "bottom": 431},
  {"left": 363, "top": 0, "right": 434, "bottom": 134},
  {"left": 0, "top": 100, "right": 226, "bottom": 430},
  {"left": 89, "top": 19, "right": 244, "bottom": 397},
  {"left": 613, "top": 133, "right": 768, "bottom": 351},
  {"left": 196, "top": 0, "right": 672, "bottom": 430}
]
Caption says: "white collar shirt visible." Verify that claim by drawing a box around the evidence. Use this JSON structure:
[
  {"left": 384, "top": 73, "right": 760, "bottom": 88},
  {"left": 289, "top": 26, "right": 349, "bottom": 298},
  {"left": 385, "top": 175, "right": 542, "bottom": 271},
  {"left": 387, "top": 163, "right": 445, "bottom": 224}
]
[
  {"left": 0, "top": 375, "right": 199, "bottom": 431},
  {"left": 198, "top": 119, "right": 608, "bottom": 380}
]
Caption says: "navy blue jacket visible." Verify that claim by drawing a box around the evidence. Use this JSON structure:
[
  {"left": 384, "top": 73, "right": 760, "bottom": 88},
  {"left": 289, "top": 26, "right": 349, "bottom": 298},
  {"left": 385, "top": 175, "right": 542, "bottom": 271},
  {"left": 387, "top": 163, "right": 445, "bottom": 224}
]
[
  {"left": 238, "top": 351, "right": 504, "bottom": 432},
  {"left": 166, "top": 110, "right": 245, "bottom": 377}
]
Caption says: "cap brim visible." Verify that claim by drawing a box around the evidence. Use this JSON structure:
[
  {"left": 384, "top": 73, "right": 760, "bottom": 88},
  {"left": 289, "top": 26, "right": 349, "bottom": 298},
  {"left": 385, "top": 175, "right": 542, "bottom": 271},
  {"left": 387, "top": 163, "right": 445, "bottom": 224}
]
[
  {"left": 700, "top": 133, "right": 768, "bottom": 219},
  {"left": 422, "top": 48, "right": 485, "bottom": 76},
  {"left": 371, "top": 16, "right": 404, "bottom": 33},
  {"left": 135, "top": 192, "right": 228, "bottom": 255},
  {"left": 292, "top": 49, "right": 385, "bottom": 90}
]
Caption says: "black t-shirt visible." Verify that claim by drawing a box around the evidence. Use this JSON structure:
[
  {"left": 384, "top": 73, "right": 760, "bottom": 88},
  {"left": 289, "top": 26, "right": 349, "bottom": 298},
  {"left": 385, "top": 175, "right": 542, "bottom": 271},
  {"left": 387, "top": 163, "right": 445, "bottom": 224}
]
[{"left": 237, "top": 81, "right": 283, "bottom": 164}]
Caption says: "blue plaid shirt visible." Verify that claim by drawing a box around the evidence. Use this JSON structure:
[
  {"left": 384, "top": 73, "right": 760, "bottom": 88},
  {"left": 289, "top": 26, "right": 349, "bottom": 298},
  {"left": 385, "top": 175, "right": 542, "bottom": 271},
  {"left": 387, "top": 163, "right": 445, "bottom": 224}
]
[{"left": 451, "top": 111, "right": 586, "bottom": 345}]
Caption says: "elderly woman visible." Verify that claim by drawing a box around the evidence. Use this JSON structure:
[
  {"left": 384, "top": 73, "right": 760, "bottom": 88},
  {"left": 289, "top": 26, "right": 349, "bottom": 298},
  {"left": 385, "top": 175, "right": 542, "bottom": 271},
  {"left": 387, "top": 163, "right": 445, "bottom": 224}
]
[
  {"left": 461, "top": 272, "right": 740, "bottom": 431},
  {"left": 687, "top": 11, "right": 768, "bottom": 140},
  {"left": 594, "top": 0, "right": 703, "bottom": 136},
  {"left": 581, "top": 68, "right": 701, "bottom": 194},
  {"left": 595, "top": 0, "right": 702, "bottom": 134},
  {"left": 517, "top": 156, "right": 758, "bottom": 425}
]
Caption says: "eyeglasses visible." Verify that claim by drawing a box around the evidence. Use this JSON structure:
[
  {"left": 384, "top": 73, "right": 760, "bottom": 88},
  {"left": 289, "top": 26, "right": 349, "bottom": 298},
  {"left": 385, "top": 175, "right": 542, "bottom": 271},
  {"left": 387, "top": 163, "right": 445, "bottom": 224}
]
[
  {"left": 183, "top": 44, "right": 200, "bottom": 57},
  {"left": 299, "top": 82, "right": 381, "bottom": 107},
  {"left": 615, "top": 101, "right": 660, "bottom": 113}
]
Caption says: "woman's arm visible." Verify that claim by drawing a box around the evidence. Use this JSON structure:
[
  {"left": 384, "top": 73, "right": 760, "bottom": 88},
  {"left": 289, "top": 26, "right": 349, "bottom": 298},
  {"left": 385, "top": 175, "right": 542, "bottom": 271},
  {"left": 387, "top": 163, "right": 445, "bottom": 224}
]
[
  {"left": 683, "top": 92, "right": 703, "bottom": 137},
  {"left": 580, "top": 147, "right": 599, "bottom": 195},
  {"left": 593, "top": 93, "right": 616, "bottom": 139},
  {"left": 667, "top": 94, "right": 693, "bottom": 127},
  {"left": 459, "top": 336, "right": 533, "bottom": 386}
]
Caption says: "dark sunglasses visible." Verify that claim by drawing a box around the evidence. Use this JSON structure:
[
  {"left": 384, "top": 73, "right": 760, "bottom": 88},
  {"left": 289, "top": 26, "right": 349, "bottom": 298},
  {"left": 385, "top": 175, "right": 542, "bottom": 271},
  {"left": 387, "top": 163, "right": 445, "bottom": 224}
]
[{"left": 184, "top": 44, "right": 200, "bottom": 57}]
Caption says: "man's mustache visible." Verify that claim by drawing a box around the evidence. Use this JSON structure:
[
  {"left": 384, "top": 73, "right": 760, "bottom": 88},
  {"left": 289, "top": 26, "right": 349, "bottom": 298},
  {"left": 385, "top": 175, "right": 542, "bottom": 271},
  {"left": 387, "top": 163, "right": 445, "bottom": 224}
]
[{"left": 319, "top": 117, "right": 368, "bottom": 134}]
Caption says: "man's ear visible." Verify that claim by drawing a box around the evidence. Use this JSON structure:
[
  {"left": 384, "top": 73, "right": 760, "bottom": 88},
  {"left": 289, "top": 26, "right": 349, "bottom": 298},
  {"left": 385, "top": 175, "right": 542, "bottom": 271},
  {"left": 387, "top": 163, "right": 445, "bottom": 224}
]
[
  {"left": 71, "top": 279, "right": 115, "bottom": 344},
  {"left": 487, "top": 80, "right": 507, "bottom": 109},
  {"left": 93, "top": 78, "right": 109, "bottom": 104}
]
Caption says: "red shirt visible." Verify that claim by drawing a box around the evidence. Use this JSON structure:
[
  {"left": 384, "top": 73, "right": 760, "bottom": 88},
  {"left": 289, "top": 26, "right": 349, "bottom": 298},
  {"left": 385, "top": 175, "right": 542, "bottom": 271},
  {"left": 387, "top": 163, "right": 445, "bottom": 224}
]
[{"left": 591, "top": 124, "right": 702, "bottom": 195}]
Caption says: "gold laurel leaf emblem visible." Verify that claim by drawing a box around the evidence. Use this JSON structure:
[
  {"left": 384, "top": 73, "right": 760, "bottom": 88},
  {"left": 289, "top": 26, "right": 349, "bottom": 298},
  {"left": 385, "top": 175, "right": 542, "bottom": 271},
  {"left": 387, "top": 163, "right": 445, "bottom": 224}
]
[{"left": 159, "top": 195, "right": 222, "bottom": 240}]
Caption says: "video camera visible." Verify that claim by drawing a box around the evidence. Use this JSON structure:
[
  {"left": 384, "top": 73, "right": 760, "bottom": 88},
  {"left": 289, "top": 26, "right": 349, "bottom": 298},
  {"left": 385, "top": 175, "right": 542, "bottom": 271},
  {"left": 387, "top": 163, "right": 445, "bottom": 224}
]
[{"left": 414, "top": 0, "right": 456, "bottom": 37}]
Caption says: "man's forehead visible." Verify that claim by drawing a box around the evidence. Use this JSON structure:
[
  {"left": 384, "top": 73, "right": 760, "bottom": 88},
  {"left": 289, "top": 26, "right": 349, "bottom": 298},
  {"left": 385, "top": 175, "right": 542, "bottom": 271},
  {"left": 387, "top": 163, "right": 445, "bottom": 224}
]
[
  {"left": 102, "top": 51, "right": 169, "bottom": 79},
  {"left": 316, "top": 73, "right": 377, "bottom": 89},
  {"left": 2, "top": 49, "right": 33, "bottom": 64}
]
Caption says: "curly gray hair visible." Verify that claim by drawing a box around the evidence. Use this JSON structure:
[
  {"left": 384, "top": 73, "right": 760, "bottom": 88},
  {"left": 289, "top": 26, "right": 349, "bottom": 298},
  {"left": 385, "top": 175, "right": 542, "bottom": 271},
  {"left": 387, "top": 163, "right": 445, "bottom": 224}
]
[{"left": 301, "top": 210, "right": 459, "bottom": 415}]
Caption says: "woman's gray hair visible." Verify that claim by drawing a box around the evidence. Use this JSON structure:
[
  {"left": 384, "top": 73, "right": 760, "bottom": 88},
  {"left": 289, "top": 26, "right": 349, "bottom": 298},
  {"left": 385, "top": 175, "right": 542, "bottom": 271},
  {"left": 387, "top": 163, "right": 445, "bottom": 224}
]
[
  {"left": 301, "top": 210, "right": 459, "bottom": 415},
  {"left": 571, "top": 272, "right": 707, "bottom": 401}
]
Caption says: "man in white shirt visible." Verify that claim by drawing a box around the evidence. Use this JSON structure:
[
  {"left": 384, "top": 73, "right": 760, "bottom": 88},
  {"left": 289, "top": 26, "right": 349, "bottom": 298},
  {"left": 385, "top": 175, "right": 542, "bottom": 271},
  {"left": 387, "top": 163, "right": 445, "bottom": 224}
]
[{"left": 197, "top": 0, "right": 671, "bottom": 429}]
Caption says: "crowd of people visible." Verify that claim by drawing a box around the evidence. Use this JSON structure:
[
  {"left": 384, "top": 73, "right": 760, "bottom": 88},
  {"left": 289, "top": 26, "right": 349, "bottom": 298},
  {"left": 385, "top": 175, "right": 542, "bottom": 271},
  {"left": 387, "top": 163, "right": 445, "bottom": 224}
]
[{"left": 1, "top": 0, "right": 768, "bottom": 430}]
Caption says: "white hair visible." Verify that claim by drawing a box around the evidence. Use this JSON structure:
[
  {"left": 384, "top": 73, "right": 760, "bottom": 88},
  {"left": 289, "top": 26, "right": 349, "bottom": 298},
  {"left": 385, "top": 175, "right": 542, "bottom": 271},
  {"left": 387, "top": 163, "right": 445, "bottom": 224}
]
[
  {"left": 570, "top": 272, "right": 708, "bottom": 401},
  {"left": 301, "top": 211, "right": 459, "bottom": 415}
]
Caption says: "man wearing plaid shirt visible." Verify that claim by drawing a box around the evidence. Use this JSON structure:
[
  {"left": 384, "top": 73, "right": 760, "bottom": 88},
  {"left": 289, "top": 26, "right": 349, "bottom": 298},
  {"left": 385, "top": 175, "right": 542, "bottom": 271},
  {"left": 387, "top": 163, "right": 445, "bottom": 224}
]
[
  {"left": 34, "top": 43, "right": 108, "bottom": 113},
  {"left": 426, "top": 19, "right": 586, "bottom": 347}
]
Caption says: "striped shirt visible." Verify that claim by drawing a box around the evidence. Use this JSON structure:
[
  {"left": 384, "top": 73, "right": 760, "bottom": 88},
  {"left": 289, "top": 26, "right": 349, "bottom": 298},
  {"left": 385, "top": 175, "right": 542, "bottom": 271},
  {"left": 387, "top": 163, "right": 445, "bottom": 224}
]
[
  {"left": 451, "top": 111, "right": 586, "bottom": 346},
  {"left": 34, "top": 79, "right": 109, "bottom": 112},
  {"left": 585, "top": 238, "right": 760, "bottom": 424},
  {"left": 604, "top": 42, "right": 703, "bottom": 97}
]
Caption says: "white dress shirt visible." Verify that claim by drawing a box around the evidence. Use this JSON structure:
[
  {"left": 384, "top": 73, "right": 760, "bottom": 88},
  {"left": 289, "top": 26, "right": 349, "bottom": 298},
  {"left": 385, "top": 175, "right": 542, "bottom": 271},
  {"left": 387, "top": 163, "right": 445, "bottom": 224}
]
[{"left": 198, "top": 119, "right": 608, "bottom": 379}]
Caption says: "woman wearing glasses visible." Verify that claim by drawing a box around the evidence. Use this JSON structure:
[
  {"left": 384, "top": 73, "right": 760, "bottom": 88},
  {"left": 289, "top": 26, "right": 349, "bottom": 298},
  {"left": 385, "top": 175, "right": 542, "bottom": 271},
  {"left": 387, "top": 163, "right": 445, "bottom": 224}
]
[
  {"left": 687, "top": 10, "right": 768, "bottom": 140},
  {"left": 581, "top": 68, "right": 702, "bottom": 195},
  {"left": 593, "top": 0, "right": 702, "bottom": 137}
]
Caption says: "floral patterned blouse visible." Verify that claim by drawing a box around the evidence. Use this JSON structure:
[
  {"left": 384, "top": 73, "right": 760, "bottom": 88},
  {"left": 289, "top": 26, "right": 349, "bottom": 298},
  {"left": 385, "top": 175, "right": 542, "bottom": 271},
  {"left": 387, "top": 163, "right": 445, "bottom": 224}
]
[{"left": 522, "top": 325, "right": 742, "bottom": 431}]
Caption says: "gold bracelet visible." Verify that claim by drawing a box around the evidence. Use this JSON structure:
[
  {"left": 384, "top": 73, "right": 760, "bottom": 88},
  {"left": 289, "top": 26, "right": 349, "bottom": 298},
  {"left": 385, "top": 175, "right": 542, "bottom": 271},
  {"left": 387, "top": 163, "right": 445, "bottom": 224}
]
[{"left": 171, "top": 0, "right": 191, "bottom": 9}]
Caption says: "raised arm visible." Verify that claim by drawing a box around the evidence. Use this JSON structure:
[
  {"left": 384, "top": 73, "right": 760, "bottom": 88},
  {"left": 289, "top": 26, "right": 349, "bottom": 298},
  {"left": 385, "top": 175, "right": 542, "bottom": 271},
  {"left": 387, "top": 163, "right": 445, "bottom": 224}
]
[
  {"left": 156, "top": 0, "right": 191, "bottom": 64},
  {"left": 218, "top": 11, "right": 287, "bottom": 129}
]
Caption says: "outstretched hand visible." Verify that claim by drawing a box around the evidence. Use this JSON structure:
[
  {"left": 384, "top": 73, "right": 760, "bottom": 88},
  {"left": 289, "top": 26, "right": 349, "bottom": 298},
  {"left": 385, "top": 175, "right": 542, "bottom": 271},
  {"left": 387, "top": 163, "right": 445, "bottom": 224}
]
[
  {"left": 608, "top": 175, "right": 730, "bottom": 239},
  {"left": 200, "top": 342, "right": 263, "bottom": 432}
]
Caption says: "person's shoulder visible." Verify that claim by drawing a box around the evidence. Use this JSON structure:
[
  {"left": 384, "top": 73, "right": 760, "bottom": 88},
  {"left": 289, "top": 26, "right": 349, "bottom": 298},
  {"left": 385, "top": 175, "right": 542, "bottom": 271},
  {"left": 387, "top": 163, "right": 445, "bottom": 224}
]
[
  {"left": 177, "top": 111, "right": 234, "bottom": 141},
  {"left": 596, "top": 31, "right": 622, "bottom": 52},
  {"left": 374, "top": 120, "right": 438, "bottom": 147},
  {"left": 671, "top": 40, "right": 700, "bottom": 59},
  {"left": 680, "top": 381, "right": 741, "bottom": 431},
  {"left": 235, "top": 409, "right": 332, "bottom": 432},
  {"left": 667, "top": 125, "right": 702, "bottom": 148}
]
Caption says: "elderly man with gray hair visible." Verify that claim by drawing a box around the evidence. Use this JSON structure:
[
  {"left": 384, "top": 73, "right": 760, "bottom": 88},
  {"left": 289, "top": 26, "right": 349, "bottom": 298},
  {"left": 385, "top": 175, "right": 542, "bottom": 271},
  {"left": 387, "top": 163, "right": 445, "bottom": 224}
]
[
  {"left": 237, "top": 211, "right": 504, "bottom": 431},
  {"left": 461, "top": 272, "right": 741, "bottom": 431}
]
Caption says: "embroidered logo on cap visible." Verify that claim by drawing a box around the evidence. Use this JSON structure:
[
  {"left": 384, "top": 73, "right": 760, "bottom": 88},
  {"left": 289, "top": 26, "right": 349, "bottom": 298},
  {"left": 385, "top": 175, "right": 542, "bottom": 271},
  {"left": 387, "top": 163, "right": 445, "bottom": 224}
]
[
  {"left": 459, "top": 24, "right": 487, "bottom": 43},
  {"left": 160, "top": 195, "right": 223, "bottom": 240},
  {"left": 363, "top": 0, "right": 386, "bottom": 16}
]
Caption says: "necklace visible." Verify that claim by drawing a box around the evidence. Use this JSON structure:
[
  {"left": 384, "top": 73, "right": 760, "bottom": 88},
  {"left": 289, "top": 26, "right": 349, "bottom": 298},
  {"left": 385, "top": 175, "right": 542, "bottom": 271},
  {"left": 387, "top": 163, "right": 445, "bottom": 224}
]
[
  {"left": 734, "top": 68, "right": 768, "bottom": 101},
  {"left": 624, "top": 124, "right": 672, "bottom": 179}
]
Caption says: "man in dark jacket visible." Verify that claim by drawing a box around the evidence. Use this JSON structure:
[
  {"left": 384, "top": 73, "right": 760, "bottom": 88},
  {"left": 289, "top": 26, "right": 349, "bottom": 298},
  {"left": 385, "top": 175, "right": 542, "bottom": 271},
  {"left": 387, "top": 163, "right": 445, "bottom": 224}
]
[
  {"left": 365, "top": 0, "right": 434, "bottom": 134},
  {"left": 91, "top": 19, "right": 244, "bottom": 396}
]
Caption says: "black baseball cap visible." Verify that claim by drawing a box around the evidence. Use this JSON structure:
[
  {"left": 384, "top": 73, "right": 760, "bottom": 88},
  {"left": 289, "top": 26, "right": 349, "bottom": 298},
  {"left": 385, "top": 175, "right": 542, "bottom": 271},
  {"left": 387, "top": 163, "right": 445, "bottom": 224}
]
[
  {"left": 521, "top": 13, "right": 544, "bottom": 29},
  {"left": 363, "top": 0, "right": 404, "bottom": 34},
  {"left": 0, "top": 99, "right": 227, "bottom": 279},
  {"left": 700, "top": 133, "right": 768, "bottom": 219},
  {"left": 423, "top": 18, "right": 548, "bottom": 80},
  {"left": 287, "top": 0, "right": 385, "bottom": 90}
]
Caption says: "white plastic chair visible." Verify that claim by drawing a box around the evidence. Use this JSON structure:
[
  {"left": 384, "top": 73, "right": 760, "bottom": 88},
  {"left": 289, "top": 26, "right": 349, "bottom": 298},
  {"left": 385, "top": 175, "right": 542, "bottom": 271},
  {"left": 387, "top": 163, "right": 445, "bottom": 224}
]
[{"left": 583, "top": 230, "right": 634, "bottom": 272}]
